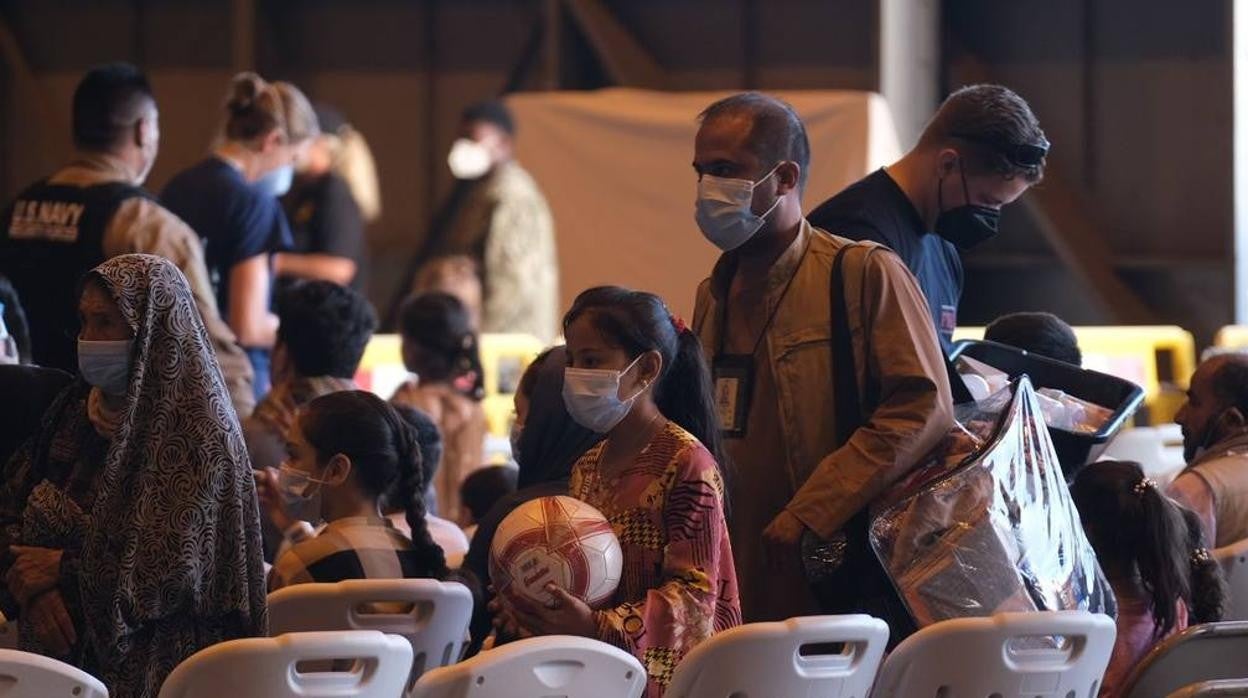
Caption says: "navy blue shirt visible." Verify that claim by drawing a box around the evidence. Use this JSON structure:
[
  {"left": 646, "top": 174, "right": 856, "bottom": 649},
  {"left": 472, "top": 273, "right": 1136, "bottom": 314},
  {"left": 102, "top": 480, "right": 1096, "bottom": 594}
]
[
  {"left": 808, "top": 168, "right": 963, "bottom": 352},
  {"left": 161, "top": 157, "right": 291, "bottom": 319}
]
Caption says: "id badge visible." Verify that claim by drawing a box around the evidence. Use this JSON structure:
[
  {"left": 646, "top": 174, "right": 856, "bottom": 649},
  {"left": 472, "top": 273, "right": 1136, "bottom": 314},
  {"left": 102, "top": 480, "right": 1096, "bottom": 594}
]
[{"left": 712, "top": 354, "right": 754, "bottom": 438}]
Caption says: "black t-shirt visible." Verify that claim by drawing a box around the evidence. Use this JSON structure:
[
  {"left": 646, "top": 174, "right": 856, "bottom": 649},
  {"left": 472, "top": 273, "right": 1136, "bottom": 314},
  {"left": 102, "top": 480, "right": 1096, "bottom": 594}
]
[
  {"left": 808, "top": 168, "right": 963, "bottom": 352},
  {"left": 280, "top": 171, "right": 366, "bottom": 290},
  {"left": 161, "top": 157, "right": 292, "bottom": 316}
]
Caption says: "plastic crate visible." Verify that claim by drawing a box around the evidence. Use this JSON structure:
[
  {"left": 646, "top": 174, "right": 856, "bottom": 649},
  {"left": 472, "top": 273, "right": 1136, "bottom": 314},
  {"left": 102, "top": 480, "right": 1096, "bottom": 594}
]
[{"left": 949, "top": 339, "right": 1145, "bottom": 478}]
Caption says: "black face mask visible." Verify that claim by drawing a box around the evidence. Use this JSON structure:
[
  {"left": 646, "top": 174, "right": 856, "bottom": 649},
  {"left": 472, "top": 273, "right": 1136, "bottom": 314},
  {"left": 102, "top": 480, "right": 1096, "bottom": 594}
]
[{"left": 934, "top": 161, "right": 1001, "bottom": 250}]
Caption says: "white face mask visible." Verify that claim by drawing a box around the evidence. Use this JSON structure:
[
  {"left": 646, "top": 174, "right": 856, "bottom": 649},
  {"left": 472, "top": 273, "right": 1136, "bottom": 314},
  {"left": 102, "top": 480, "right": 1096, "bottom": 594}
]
[
  {"left": 695, "top": 165, "right": 783, "bottom": 252},
  {"left": 447, "top": 138, "right": 493, "bottom": 180},
  {"left": 278, "top": 463, "right": 334, "bottom": 502},
  {"left": 255, "top": 164, "right": 295, "bottom": 197},
  {"left": 562, "top": 356, "right": 644, "bottom": 434},
  {"left": 77, "top": 339, "right": 133, "bottom": 396}
]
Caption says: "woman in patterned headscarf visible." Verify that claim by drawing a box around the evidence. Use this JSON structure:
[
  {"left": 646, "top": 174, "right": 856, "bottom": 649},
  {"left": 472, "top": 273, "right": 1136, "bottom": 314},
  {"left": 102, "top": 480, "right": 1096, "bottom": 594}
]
[{"left": 0, "top": 254, "right": 267, "bottom": 697}]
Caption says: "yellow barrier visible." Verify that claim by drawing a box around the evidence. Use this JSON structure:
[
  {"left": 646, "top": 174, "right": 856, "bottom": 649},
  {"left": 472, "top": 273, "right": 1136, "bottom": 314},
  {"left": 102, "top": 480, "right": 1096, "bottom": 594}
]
[
  {"left": 1215, "top": 326, "right": 1248, "bottom": 350},
  {"left": 954, "top": 326, "right": 1196, "bottom": 425},
  {"left": 355, "top": 333, "right": 547, "bottom": 436}
]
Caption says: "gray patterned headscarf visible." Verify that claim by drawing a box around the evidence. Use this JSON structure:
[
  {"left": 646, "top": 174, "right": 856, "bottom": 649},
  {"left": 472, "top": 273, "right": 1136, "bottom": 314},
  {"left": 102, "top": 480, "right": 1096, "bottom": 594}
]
[{"left": 77, "top": 254, "right": 266, "bottom": 658}]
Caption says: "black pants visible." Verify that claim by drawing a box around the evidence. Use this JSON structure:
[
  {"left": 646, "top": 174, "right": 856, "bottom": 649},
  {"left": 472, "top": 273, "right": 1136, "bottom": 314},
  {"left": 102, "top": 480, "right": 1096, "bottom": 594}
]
[{"left": 808, "top": 512, "right": 917, "bottom": 649}]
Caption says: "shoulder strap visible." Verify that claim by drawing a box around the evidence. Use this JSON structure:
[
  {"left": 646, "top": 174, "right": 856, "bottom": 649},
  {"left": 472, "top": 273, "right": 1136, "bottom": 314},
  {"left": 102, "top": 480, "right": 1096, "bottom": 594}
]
[
  {"left": 832, "top": 244, "right": 864, "bottom": 445},
  {"left": 81, "top": 180, "right": 154, "bottom": 223}
]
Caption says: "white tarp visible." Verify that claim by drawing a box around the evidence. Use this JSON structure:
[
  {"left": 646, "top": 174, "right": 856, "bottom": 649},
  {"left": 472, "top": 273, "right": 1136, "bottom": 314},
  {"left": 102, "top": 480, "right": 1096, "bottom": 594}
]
[{"left": 507, "top": 88, "right": 903, "bottom": 320}]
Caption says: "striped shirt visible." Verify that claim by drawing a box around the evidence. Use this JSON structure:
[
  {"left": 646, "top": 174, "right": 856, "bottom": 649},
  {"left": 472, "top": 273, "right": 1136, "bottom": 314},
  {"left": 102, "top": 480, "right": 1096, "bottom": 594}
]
[{"left": 269, "top": 516, "right": 440, "bottom": 591}]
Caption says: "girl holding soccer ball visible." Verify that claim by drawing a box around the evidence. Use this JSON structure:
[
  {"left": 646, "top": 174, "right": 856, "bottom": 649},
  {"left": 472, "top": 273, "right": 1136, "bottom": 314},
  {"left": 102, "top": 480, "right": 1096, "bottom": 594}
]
[{"left": 493, "top": 286, "right": 741, "bottom": 697}]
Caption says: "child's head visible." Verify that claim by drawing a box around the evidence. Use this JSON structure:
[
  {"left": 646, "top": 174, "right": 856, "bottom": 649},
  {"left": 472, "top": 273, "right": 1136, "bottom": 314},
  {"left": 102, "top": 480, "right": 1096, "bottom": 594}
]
[
  {"left": 1180, "top": 506, "right": 1229, "bottom": 624},
  {"left": 399, "top": 292, "right": 484, "bottom": 400},
  {"left": 459, "top": 466, "right": 519, "bottom": 527},
  {"left": 1071, "top": 460, "right": 1190, "bottom": 636},
  {"left": 274, "top": 280, "right": 376, "bottom": 382},
  {"left": 562, "top": 286, "right": 724, "bottom": 467},
  {"left": 984, "top": 312, "right": 1081, "bottom": 366},
  {"left": 514, "top": 348, "right": 554, "bottom": 431},
  {"left": 391, "top": 403, "right": 444, "bottom": 514},
  {"left": 290, "top": 390, "right": 448, "bottom": 577}
]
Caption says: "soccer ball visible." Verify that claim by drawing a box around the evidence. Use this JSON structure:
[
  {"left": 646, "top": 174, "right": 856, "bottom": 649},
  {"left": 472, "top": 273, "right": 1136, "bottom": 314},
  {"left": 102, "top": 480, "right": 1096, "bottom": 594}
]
[{"left": 490, "top": 495, "right": 623, "bottom": 611}]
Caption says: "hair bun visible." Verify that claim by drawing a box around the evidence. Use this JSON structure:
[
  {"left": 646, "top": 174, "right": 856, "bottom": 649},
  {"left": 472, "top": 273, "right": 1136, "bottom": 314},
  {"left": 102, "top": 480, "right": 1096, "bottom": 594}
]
[{"left": 227, "top": 72, "right": 267, "bottom": 113}]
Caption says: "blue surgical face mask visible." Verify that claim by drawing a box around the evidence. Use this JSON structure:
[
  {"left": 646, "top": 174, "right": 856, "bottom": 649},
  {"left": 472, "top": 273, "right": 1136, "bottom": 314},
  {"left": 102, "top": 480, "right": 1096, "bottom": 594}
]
[
  {"left": 695, "top": 165, "right": 782, "bottom": 252},
  {"left": 562, "top": 356, "right": 644, "bottom": 434},
  {"left": 77, "top": 339, "right": 133, "bottom": 396},
  {"left": 255, "top": 164, "right": 295, "bottom": 198}
]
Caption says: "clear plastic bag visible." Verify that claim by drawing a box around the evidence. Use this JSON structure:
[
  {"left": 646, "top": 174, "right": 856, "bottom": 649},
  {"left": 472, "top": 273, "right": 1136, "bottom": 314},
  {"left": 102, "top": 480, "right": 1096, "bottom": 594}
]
[{"left": 869, "top": 376, "right": 1116, "bottom": 629}]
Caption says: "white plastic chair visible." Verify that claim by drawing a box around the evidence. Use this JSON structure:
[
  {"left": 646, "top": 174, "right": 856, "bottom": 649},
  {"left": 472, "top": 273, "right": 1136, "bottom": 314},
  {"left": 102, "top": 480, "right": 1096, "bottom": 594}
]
[
  {"left": 157, "top": 630, "right": 413, "bottom": 698},
  {"left": 666, "top": 615, "right": 888, "bottom": 698},
  {"left": 1101, "top": 425, "right": 1186, "bottom": 485},
  {"left": 1123, "top": 622, "right": 1248, "bottom": 698},
  {"left": 1168, "top": 679, "right": 1248, "bottom": 697},
  {"left": 1215, "top": 538, "right": 1248, "bottom": 621},
  {"left": 268, "top": 579, "right": 473, "bottom": 683},
  {"left": 0, "top": 648, "right": 108, "bottom": 697},
  {"left": 871, "top": 611, "right": 1116, "bottom": 698},
  {"left": 410, "top": 635, "right": 646, "bottom": 698}
]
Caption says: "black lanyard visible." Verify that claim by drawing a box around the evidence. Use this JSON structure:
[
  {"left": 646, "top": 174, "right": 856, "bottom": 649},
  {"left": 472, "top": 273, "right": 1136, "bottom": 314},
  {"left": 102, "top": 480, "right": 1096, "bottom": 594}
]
[{"left": 714, "top": 244, "right": 810, "bottom": 359}]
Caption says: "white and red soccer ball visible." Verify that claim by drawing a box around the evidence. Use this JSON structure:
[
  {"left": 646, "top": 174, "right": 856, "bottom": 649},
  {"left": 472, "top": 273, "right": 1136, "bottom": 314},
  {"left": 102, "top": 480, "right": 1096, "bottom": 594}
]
[{"left": 490, "top": 495, "right": 623, "bottom": 611}]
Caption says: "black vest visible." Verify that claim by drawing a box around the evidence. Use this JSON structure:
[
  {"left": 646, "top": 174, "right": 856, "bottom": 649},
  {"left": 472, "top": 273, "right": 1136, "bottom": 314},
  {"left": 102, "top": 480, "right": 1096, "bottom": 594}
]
[{"left": 0, "top": 179, "right": 151, "bottom": 372}]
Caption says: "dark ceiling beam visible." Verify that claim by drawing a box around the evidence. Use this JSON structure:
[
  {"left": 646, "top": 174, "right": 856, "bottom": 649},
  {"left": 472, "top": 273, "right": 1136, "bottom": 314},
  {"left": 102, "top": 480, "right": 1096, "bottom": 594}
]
[{"left": 562, "top": 0, "right": 666, "bottom": 89}]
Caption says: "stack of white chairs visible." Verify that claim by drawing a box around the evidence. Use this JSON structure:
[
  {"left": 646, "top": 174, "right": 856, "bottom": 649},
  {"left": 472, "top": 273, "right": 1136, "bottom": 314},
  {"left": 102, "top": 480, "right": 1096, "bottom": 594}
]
[
  {"left": 871, "top": 611, "right": 1116, "bottom": 697},
  {"left": 1101, "top": 424, "right": 1186, "bottom": 485},
  {"left": 1123, "top": 622, "right": 1248, "bottom": 698},
  {"left": 267, "top": 578, "right": 473, "bottom": 691},
  {"left": 0, "top": 648, "right": 107, "bottom": 697},
  {"left": 410, "top": 635, "right": 645, "bottom": 698},
  {"left": 1214, "top": 538, "right": 1248, "bottom": 621},
  {"left": 666, "top": 614, "right": 888, "bottom": 698},
  {"left": 157, "top": 629, "right": 412, "bottom": 698}
]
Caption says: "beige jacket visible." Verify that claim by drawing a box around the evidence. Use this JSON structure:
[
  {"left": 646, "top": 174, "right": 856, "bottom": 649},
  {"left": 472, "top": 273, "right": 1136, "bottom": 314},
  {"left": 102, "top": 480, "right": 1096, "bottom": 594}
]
[
  {"left": 1168, "top": 432, "right": 1248, "bottom": 548},
  {"left": 49, "top": 155, "right": 256, "bottom": 417},
  {"left": 693, "top": 220, "right": 954, "bottom": 538},
  {"left": 422, "top": 161, "right": 559, "bottom": 342}
]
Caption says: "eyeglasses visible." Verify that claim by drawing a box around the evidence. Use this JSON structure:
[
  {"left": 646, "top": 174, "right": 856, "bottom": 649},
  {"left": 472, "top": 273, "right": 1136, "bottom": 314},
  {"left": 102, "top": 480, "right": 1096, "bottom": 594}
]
[{"left": 951, "top": 132, "right": 1050, "bottom": 169}]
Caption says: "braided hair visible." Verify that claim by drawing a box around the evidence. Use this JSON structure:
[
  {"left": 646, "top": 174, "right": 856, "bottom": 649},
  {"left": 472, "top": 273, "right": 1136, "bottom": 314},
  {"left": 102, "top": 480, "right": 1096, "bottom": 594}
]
[{"left": 300, "top": 390, "right": 448, "bottom": 579}]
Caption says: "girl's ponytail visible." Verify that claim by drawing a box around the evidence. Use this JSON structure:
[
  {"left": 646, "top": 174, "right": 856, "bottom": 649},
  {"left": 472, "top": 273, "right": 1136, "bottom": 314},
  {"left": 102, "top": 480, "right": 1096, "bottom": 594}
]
[
  {"left": 656, "top": 324, "right": 727, "bottom": 474},
  {"left": 1072, "top": 461, "right": 1193, "bottom": 638},
  {"left": 1180, "top": 506, "right": 1229, "bottom": 624},
  {"left": 1133, "top": 479, "right": 1190, "bottom": 636}
]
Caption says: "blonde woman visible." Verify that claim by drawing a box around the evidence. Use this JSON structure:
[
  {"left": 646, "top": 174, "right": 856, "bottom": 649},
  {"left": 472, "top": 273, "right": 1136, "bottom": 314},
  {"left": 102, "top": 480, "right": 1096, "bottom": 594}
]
[{"left": 275, "top": 104, "right": 375, "bottom": 291}]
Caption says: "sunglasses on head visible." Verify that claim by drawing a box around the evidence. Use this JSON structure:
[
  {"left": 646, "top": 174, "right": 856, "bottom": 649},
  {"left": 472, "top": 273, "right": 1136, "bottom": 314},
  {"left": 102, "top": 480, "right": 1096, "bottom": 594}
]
[{"left": 951, "top": 132, "right": 1050, "bottom": 169}]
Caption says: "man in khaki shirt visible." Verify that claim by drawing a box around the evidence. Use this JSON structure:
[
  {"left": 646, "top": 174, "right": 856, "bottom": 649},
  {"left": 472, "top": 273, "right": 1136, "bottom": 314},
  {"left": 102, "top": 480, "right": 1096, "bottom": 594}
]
[
  {"left": 691, "top": 93, "right": 953, "bottom": 627},
  {"left": 0, "top": 63, "right": 254, "bottom": 415},
  {"left": 1170, "top": 354, "right": 1248, "bottom": 548}
]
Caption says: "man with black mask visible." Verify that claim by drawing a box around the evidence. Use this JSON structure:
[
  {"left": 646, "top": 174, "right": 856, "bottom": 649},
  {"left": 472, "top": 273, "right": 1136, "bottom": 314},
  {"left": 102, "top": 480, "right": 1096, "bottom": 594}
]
[{"left": 808, "top": 84, "right": 1048, "bottom": 352}]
